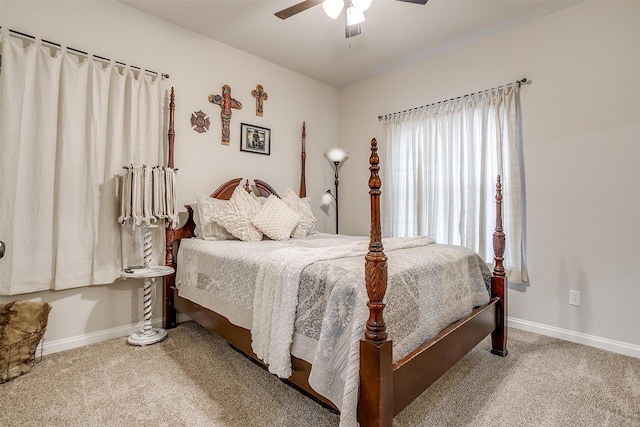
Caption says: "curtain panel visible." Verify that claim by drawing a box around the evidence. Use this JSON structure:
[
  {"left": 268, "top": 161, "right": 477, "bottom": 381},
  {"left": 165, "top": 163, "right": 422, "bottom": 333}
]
[
  {"left": 382, "top": 85, "right": 527, "bottom": 282},
  {"left": 0, "top": 31, "right": 164, "bottom": 295}
]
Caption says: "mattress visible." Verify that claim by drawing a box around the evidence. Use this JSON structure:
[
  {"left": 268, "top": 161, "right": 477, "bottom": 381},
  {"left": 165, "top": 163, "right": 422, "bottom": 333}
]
[{"left": 176, "top": 232, "right": 491, "bottom": 425}]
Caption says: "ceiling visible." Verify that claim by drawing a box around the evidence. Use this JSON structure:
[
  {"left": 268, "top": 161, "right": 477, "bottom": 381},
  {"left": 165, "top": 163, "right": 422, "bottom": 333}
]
[{"left": 119, "top": 0, "right": 579, "bottom": 88}]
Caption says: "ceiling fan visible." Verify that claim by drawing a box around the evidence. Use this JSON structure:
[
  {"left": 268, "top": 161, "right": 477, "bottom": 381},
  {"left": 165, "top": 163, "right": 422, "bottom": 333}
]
[{"left": 275, "top": 0, "right": 429, "bottom": 38}]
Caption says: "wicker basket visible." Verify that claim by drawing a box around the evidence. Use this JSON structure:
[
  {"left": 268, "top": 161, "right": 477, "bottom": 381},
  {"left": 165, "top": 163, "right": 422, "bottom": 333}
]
[{"left": 0, "top": 328, "right": 46, "bottom": 383}]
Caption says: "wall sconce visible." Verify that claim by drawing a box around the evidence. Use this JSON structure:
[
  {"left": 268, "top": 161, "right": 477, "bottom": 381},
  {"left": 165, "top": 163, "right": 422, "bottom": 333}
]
[{"left": 323, "top": 148, "right": 349, "bottom": 233}]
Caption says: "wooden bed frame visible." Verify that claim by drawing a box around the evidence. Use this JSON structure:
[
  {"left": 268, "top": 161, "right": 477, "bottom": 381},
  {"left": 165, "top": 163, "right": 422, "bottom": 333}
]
[{"left": 162, "top": 87, "right": 508, "bottom": 426}]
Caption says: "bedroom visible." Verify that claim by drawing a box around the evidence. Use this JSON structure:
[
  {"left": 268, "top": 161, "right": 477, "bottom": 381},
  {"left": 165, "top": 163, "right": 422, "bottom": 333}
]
[{"left": 0, "top": 0, "right": 638, "bottom": 424}]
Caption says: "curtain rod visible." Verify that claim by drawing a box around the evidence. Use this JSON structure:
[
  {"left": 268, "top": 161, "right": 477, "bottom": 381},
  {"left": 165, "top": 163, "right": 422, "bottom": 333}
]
[
  {"left": 122, "top": 164, "right": 178, "bottom": 171},
  {"left": 377, "top": 77, "right": 529, "bottom": 121},
  {"left": 0, "top": 27, "right": 169, "bottom": 79}
]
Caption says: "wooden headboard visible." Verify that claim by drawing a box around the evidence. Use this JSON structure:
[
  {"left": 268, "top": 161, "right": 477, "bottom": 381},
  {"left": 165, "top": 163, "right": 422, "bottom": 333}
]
[
  {"left": 164, "top": 87, "right": 307, "bottom": 267},
  {"left": 163, "top": 88, "right": 307, "bottom": 327}
]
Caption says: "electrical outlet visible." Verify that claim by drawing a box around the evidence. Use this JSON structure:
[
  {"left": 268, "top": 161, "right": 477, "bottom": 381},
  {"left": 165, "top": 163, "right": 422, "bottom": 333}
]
[{"left": 569, "top": 290, "right": 581, "bottom": 306}]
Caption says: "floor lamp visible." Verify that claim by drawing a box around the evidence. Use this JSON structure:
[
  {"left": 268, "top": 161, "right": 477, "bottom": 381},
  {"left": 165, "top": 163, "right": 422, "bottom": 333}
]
[{"left": 323, "top": 148, "right": 349, "bottom": 234}]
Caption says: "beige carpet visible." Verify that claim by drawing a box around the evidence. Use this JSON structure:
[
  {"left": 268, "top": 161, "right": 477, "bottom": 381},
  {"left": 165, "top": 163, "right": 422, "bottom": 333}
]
[{"left": 1, "top": 321, "right": 638, "bottom": 426}]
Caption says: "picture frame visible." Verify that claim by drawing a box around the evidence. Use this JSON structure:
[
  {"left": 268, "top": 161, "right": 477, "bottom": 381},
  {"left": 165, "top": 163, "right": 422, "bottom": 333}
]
[{"left": 240, "top": 123, "right": 270, "bottom": 155}]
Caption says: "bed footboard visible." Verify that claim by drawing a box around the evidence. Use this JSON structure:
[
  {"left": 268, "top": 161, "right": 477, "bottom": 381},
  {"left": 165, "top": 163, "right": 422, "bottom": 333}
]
[
  {"left": 359, "top": 139, "right": 508, "bottom": 425},
  {"left": 359, "top": 139, "right": 394, "bottom": 426},
  {"left": 392, "top": 299, "right": 499, "bottom": 414}
]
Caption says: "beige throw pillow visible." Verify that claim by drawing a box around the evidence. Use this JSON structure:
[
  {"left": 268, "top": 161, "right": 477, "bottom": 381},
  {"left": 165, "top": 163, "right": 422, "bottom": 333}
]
[
  {"left": 195, "top": 193, "right": 234, "bottom": 240},
  {"left": 252, "top": 195, "right": 301, "bottom": 241},
  {"left": 190, "top": 203, "right": 202, "bottom": 238},
  {"left": 210, "top": 186, "right": 263, "bottom": 242},
  {"left": 282, "top": 188, "right": 317, "bottom": 238}
]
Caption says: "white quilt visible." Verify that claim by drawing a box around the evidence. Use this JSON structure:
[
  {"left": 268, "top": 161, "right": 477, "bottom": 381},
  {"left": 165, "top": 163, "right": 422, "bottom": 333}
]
[
  {"left": 176, "top": 233, "right": 491, "bottom": 427},
  {"left": 251, "top": 235, "right": 436, "bottom": 378}
]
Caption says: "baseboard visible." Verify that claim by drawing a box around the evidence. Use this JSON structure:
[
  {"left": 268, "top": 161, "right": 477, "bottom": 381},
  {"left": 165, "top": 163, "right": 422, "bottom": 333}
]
[
  {"left": 41, "top": 312, "right": 193, "bottom": 356},
  {"left": 177, "top": 313, "right": 191, "bottom": 323},
  {"left": 509, "top": 317, "right": 640, "bottom": 359},
  {"left": 42, "top": 315, "right": 639, "bottom": 359},
  {"left": 41, "top": 318, "right": 165, "bottom": 356}
]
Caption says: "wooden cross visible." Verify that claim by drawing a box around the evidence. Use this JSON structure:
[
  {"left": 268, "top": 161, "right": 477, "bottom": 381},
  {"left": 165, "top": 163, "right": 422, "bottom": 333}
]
[
  {"left": 208, "top": 84, "right": 242, "bottom": 145},
  {"left": 251, "top": 84, "right": 268, "bottom": 117}
]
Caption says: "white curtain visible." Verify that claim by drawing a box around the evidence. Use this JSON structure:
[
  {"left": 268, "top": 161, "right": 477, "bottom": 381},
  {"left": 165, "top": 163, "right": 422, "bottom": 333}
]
[
  {"left": 382, "top": 84, "right": 527, "bottom": 282},
  {"left": 0, "top": 30, "right": 164, "bottom": 295}
]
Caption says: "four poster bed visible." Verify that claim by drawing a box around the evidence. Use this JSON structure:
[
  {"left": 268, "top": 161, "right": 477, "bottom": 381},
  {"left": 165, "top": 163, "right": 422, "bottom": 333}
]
[{"left": 162, "top": 88, "right": 508, "bottom": 426}]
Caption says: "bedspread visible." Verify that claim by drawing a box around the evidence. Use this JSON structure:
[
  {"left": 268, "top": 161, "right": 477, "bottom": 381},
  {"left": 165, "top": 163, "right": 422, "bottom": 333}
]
[
  {"left": 176, "top": 233, "right": 363, "bottom": 330},
  {"left": 306, "top": 243, "right": 491, "bottom": 426},
  {"left": 176, "top": 233, "right": 491, "bottom": 427},
  {"left": 251, "top": 235, "right": 437, "bottom": 377}
]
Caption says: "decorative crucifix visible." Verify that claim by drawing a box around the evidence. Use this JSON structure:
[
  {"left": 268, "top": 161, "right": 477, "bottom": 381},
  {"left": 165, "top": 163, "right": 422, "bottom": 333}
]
[
  {"left": 251, "top": 84, "right": 268, "bottom": 117},
  {"left": 208, "top": 84, "right": 242, "bottom": 145}
]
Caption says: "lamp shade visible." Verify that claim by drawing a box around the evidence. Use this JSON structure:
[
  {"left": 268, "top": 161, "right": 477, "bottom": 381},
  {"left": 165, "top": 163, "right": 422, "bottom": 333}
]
[
  {"left": 324, "top": 148, "right": 349, "bottom": 164},
  {"left": 322, "top": 191, "right": 334, "bottom": 205},
  {"left": 322, "top": 0, "right": 344, "bottom": 19}
]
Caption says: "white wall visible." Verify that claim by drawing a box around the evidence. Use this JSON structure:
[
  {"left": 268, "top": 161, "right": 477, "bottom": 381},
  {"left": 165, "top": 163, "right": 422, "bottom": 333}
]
[
  {"left": 2, "top": 0, "right": 638, "bottom": 356},
  {"left": 0, "top": 0, "right": 339, "bottom": 350},
  {"left": 338, "top": 1, "right": 640, "bottom": 350}
]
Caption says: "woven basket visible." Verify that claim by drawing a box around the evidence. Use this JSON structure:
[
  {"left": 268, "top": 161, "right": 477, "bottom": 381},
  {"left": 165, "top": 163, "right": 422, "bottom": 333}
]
[{"left": 0, "top": 328, "right": 46, "bottom": 383}]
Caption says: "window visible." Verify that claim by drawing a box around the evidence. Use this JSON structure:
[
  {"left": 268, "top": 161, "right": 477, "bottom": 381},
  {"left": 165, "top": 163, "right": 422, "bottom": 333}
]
[{"left": 382, "top": 84, "right": 527, "bottom": 282}]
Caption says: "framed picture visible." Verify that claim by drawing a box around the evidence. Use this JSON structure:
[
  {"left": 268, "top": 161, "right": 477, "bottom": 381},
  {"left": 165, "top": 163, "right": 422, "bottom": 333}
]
[{"left": 240, "top": 123, "right": 271, "bottom": 155}]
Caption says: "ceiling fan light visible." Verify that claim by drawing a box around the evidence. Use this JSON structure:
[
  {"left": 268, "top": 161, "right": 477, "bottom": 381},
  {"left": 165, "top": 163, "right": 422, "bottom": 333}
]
[
  {"left": 346, "top": 6, "right": 365, "bottom": 25},
  {"left": 322, "top": 0, "right": 344, "bottom": 19},
  {"left": 351, "top": 0, "right": 372, "bottom": 12}
]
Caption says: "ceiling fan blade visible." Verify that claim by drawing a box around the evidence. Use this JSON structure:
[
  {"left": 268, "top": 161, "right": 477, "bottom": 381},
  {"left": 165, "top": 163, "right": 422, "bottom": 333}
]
[
  {"left": 396, "top": 0, "right": 429, "bottom": 4},
  {"left": 275, "top": 0, "right": 324, "bottom": 19}
]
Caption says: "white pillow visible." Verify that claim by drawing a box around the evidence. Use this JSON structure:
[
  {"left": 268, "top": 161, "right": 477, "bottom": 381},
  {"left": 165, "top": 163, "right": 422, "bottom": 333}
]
[
  {"left": 252, "top": 195, "right": 301, "bottom": 241},
  {"left": 282, "top": 188, "right": 317, "bottom": 238},
  {"left": 254, "top": 195, "right": 267, "bottom": 205},
  {"left": 210, "top": 186, "right": 263, "bottom": 242},
  {"left": 301, "top": 197, "right": 317, "bottom": 235},
  {"left": 195, "top": 193, "right": 234, "bottom": 240},
  {"left": 190, "top": 203, "right": 201, "bottom": 238}
]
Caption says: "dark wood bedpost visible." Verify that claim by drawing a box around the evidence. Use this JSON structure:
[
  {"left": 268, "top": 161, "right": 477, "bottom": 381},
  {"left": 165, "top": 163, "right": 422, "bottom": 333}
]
[
  {"left": 164, "top": 86, "right": 177, "bottom": 329},
  {"left": 490, "top": 175, "right": 508, "bottom": 356},
  {"left": 359, "top": 138, "right": 393, "bottom": 427},
  {"left": 167, "top": 87, "right": 176, "bottom": 174},
  {"left": 299, "top": 121, "right": 307, "bottom": 198}
]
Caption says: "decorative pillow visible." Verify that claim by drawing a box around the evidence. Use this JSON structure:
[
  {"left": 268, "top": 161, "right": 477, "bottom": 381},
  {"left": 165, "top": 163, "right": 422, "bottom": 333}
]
[
  {"left": 301, "top": 197, "right": 317, "bottom": 235},
  {"left": 190, "top": 203, "right": 202, "bottom": 238},
  {"left": 195, "top": 193, "right": 234, "bottom": 240},
  {"left": 251, "top": 195, "right": 301, "bottom": 241},
  {"left": 210, "top": 186, "right": 263, "bottom": 242},
  {"left": 254, "top": 195, "right": 267, "bottom": 205},
  {"left": 282, "top": 188, "right": 317, "bottom": 238}
]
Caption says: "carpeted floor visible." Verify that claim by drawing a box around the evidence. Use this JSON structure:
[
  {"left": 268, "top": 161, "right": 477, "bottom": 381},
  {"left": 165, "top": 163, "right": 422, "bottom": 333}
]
[{"left": 1, "top": 321, "right": 638, "bottom": 426}]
